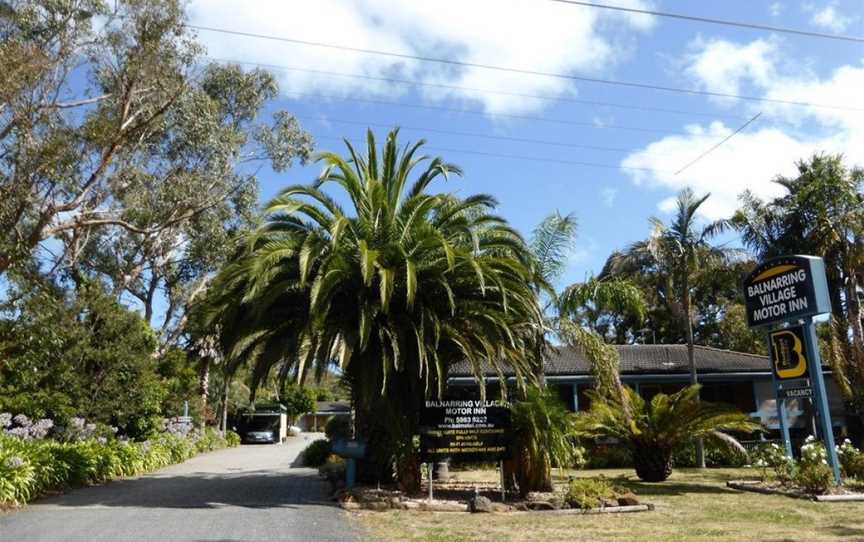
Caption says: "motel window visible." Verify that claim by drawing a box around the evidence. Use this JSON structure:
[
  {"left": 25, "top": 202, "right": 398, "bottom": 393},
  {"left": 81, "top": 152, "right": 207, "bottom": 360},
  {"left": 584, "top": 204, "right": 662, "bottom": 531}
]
[{"left": 700, "top": 382, "right": 757, "bottom": 413}]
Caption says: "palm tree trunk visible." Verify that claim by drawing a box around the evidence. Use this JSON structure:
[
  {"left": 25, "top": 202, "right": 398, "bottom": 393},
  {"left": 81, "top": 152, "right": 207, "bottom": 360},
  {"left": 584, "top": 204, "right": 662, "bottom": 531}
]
[
  {"left": 198, "top": 357, "right": 210, "bottom": 432},
  {"left": 683, "top": 278, "right": 706, "bottom": 469},
  {"left": 220, "top": 373, "right": 230, "bottom": 434}
]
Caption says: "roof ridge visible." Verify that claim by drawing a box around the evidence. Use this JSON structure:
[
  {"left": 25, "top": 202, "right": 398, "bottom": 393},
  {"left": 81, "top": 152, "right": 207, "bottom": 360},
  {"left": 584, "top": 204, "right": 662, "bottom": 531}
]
[{"left": 692, "top": 344, "right": 767, "bottom": 359}]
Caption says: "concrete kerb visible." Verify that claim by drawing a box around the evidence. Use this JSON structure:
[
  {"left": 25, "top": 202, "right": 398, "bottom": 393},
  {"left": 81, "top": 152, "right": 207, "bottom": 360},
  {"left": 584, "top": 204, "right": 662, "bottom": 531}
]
[{"left": 727, "top": 480, "right": 864, "bottom": 502}]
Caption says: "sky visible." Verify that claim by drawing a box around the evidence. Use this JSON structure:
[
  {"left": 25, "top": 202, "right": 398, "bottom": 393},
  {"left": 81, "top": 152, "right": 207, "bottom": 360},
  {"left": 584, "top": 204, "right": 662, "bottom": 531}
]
[{"left": 186, "top": 0, "right": 864, "bottom": 291}]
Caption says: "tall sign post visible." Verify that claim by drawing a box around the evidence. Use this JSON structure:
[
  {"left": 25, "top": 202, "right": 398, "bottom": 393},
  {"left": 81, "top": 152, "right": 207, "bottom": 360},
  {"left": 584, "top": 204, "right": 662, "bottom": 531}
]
[{"left": 743, "top": 255, "right": 841, "bottom": 483}]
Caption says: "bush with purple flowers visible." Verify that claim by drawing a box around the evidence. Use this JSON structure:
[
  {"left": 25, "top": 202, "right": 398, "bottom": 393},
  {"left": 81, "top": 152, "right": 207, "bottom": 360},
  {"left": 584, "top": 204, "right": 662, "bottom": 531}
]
[{"left": 0, "top": 411, "right": 241, "bottom": 508}]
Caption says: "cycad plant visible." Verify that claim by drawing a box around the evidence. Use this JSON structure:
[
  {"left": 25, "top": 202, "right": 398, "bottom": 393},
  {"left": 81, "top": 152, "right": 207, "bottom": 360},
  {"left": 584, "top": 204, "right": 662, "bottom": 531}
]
[
  {"left": 606, "top": 189, "right": 740, "bottom": 467},
  {"left": 574, "top": 384, "right": 762, "bottom": 482},
  {"left": 202, "top": 129, "right": 544, "bottom": 489}
]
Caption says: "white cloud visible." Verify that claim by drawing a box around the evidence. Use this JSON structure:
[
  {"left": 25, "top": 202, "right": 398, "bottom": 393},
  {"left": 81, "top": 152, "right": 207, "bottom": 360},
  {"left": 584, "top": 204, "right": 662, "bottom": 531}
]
[
  {"left": 187, "top": 0, "right": 656, "bottom": 114},
  {"left": 769, "top": 2, "right": 783, "bottom": 16},
  {"left": 811, "top": 6, "right": 853, "bottom": 33},
  {"left": 621, "top": 39, "right": 864, "bottom": 220},
  {"left": 601, "top": 187, "right": 618, "bottom": 206},
  {"left": 684, "top": 38, "right": 777, "bottom": 97}
]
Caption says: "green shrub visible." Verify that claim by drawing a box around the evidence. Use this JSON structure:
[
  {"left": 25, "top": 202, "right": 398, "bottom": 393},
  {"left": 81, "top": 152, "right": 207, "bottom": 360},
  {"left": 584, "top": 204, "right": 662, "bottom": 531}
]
[
  {"left": 585, "top": 443, "right": 632, "bottom": 469},
  {"left": 302, "top": 439, "right": 332, "bottom": 467},
  {"left": 673, "top": 439, "right": 748, "bottom": 468},
  {"left": 0, "top": 438, "right": 37, "bottom": 506},
  {"left": 0, "top": 423, "right": 239, "bottom": 507},
  {"left": 324, "top": 417, "right": 351, "bottom": 443},
  {"left": 571, "top": 445, "right": 587, "bottom": 470},
  {"left": 226, "top": 431, "right": 241, "bottom": 447},
  {"left": 564, "top": 476, "right": 621, "bottom": 509},
  {"left": 838, "top": 439, "right": 864, "bottom": 480},
  {"left": 193, "top": 428, "right": 227, "bottom": 453}
]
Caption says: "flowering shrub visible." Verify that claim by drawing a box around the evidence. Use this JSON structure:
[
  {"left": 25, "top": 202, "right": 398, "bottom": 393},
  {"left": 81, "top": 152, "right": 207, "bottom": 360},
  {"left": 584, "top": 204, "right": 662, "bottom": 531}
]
[
  {"left": 0, "top": 412, "right": 241, "bottom": 508},
  {"left": 751, "top": 442, "right": 795, "bottom": 484},
  {"left": 794, "top": 437, "right": 833, "bottom": 494},
  {"left": 836, "top": 439, "right": 864, "bottom": 480},
  {"left": 750, "top": 437, "right": 840, "bottom": 494},
  {"left": 2, "top": 414, "right": 55, "bottom": 440}
]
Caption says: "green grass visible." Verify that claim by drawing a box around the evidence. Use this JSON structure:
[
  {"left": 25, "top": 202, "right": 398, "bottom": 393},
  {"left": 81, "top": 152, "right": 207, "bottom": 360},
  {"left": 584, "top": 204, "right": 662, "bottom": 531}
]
[{"left": 353, "top": 468, "right": 864, "bottom": 542}]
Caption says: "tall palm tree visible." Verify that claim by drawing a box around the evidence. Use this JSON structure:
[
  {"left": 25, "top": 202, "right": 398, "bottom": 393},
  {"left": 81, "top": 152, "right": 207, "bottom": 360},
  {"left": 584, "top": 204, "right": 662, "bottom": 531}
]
[
  {"left": 515, "top": 212, "right": 646, "bottom": 491},
  {"left": 204, "top": 129, "right": 544, "bottom": 489},
  {"left": 608, "top": 188, "right": 737, "bottom": 468}
]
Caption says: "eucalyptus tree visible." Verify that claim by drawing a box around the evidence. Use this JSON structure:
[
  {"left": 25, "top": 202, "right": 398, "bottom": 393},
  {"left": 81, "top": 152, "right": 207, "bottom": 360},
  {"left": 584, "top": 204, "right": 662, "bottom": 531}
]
[
  {"left": 76, "top": 64, "right": 312, "bottom": 346},
  {"left": 204, "top": 129, "right": 544, "bottom": 488},
  {"left": 0, "top": 1, "right": 314, "bottom": 350},
  {"left": 731, "top": 154, "right": 864, "bottom": 417},
  {"left": 1, "top": 0, "right": 195, "bottom": 276},
  {"left": 606, "top": 188, "right": 738, "bottom": 468}
]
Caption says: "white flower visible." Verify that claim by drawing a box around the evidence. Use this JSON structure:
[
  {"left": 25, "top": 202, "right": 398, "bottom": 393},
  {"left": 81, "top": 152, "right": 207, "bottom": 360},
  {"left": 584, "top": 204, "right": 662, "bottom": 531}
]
[{"left": 4, "top": 456, "right": 25, "bottom": 469}]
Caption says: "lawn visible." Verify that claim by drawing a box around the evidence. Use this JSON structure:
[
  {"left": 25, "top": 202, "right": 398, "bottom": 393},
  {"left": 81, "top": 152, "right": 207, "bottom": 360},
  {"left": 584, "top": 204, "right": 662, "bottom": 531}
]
[{"left": 352, "top": 468, "right": 864, "bottom": 542}]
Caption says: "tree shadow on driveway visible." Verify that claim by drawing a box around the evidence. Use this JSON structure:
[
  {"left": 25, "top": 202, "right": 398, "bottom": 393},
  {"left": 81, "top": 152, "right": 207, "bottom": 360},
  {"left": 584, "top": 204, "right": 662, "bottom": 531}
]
[{"left": 35, "top": 468, "right": 336, "bottom": 510}]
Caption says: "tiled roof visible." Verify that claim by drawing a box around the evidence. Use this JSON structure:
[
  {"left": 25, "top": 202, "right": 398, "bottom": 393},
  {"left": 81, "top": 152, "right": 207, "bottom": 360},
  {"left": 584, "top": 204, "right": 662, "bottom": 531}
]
[{"left": 449, "top": 344, "right": 771, "bottom": 377}]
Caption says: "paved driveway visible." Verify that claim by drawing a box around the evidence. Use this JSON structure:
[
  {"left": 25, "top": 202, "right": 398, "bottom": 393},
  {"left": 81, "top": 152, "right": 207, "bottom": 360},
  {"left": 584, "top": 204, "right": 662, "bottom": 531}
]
[{"left": 0, "top": 434, "right": 363, "bottom": 542}]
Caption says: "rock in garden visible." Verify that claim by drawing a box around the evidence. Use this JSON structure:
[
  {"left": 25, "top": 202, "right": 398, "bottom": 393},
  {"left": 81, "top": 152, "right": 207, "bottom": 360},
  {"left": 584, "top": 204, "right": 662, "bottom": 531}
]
[
  {"left": 468, "top": 495, "right": 494, "bottom": 513},
  {"left": 617, "top": 492, "right": 640, "bottom": 506}
]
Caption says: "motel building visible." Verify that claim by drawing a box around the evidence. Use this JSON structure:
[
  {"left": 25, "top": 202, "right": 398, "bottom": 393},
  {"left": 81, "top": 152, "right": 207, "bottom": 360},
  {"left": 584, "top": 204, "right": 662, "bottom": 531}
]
[{"left": 448, "top": 344, "right": 855, "bottom": 446}]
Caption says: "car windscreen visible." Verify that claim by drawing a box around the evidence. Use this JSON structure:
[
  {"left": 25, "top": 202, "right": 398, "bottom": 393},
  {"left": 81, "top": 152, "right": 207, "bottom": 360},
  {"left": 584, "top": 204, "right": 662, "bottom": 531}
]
[{"left": 239, "top": 415, "right": 279, "bottom": 432}]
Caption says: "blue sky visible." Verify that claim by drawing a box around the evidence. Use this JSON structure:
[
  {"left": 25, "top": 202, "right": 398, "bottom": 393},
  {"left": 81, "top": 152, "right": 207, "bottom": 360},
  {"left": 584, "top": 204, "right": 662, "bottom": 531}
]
[{"left": 187, "top": 0, "right": 864, "bottom": 290}]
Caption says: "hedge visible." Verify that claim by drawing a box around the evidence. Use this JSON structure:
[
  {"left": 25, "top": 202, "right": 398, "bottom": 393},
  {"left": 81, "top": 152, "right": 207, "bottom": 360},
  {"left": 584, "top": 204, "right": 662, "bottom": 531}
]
[{"left": 0, "top": 428, "right": 240, "bottom": 507}]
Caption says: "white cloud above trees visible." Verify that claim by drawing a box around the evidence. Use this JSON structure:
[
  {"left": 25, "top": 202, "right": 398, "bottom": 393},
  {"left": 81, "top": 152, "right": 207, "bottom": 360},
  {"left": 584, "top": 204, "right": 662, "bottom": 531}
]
[
  {"left": 187, "top": 0, "right": 656, "bottom": 114},
  {"left": 621, "top": 38, "right": 864, "bottom": 220}
]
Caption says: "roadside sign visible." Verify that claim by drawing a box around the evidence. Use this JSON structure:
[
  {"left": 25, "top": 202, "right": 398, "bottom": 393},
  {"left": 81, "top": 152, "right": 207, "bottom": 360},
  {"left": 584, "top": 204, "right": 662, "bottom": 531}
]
[
  {"left": 748, "top": 254, "right": 841, "bottom": 484},
  {"left": 419, "top": 399, "right": 512, "bottom": 462},
  {"left": 769, "top": 326, "right": 810, "bottom": 380},
  {"left": 743, "top": 255, "right": 831, "bottom": 328}
]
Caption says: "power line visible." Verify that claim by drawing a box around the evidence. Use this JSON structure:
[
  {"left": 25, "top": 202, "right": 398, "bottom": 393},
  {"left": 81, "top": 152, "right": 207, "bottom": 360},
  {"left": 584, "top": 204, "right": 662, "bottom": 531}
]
[
  {"left": 188, "top": 24, "right": 864, "bottom": 112},
  {"left": 283, "top": 91, "right": 719, "bottom": 138},
  {"left": 297, "top": 114, "right": 654, "bottom": 153},
  {"left": 209, "top": 57, "right": 749, "bottom": 121},
  {"left": 548, "top": 1, "right": 864, "bottom": 44},
  {"left": 312, "top": 134, "right": 672, "bottom": 174},
  {"left": 675, "top": 112, "right": 762, "bottom": 175}
]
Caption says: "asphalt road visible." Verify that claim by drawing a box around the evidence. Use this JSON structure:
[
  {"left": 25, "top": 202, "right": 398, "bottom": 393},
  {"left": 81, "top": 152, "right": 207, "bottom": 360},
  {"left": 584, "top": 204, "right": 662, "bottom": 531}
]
[{"left": 0, "top": 434, "right": 363, "bottom": 542}]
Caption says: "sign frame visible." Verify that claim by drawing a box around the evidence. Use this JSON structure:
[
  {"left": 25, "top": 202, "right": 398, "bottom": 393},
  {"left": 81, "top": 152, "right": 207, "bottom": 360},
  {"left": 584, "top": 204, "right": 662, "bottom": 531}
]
[
  {"left": 418, "top": 399, "right": 512, "bottom": 463},
  {"left": 743, "top": 255, "right": 831, "bottom": 329}
]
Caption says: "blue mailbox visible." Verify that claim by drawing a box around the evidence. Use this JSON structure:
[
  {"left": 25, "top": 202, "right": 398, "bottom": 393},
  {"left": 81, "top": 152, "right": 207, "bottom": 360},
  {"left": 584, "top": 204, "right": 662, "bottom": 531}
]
[{"left": 331, "top": 439, "right": 366, "bottom": 488}]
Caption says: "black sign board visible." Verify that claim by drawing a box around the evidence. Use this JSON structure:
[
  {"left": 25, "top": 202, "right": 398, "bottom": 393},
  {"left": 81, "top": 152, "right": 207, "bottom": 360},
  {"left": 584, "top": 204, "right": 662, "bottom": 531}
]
[
  {"left": 743, "top": 255, "right": 831, "bottom": 328},
  {"left": 419, "top": 400, "right": 512, "bottom": 462},
  {"left": 769, "top": 326, "right": 811, "bottom": 381}
]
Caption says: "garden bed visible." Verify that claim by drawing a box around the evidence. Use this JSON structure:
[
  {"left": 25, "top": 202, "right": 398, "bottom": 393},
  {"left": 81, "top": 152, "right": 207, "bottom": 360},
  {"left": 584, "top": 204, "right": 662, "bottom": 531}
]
[
  {"left": 727, "top": 480, "right": 864, "bottom": 502},
  {"left": 333, "top": 477, "right": 652, "bottom": 514}
]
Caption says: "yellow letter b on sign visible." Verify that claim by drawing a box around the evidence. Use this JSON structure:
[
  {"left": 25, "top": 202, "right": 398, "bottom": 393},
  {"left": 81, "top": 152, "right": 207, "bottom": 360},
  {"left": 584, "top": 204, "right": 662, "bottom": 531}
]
[{"left": 770, "top": 326, "right": 809, "bottom": 380}]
